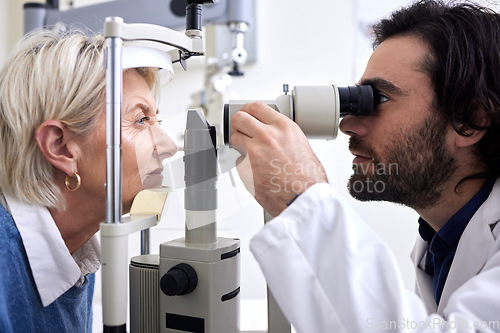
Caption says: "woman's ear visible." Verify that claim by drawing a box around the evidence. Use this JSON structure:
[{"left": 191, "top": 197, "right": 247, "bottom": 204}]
[{"left": 35, "top": 120, "right": 79, "bottom": 175}]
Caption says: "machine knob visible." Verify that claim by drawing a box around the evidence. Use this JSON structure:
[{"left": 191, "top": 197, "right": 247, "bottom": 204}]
[{"left": 160, "top": 263, "right": 198, "bottom": 296}]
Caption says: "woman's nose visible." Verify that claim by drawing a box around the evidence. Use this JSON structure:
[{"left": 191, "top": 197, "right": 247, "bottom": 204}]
[
  {"left": 152, "top": 124, "right": 177, "bottom": 160},
  {"left": 339, "top": 115, "right": 368, "bottom": 137}
]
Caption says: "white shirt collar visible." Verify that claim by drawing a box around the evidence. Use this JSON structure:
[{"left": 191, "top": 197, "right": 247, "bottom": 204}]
[{"left": 4, "top": 194, "right": 100, "bottom": 307}]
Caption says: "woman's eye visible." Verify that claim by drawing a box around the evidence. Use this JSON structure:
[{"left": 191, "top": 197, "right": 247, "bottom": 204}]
[{"left": 137, "top": 116, "right": 150, "bottom": 125}]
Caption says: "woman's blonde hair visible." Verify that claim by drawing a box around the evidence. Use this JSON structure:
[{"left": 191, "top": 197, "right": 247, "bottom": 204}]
[{"left": 0, "top": 29, "right": 158, "bottom": 208}]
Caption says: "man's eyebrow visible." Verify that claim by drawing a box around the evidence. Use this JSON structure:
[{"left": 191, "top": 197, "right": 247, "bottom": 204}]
[{"left": 358, "top": 77, "right": 408, "bottom": 96}]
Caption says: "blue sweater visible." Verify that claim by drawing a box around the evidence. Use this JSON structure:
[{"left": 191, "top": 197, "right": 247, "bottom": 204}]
[{"left": 0, "top": 202, "right": 94, "bottom": 333}]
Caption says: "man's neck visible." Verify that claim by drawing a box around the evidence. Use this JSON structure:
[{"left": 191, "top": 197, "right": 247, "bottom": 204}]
[{"left": 415, "top": 176, "right": 488, "bottom": 232}]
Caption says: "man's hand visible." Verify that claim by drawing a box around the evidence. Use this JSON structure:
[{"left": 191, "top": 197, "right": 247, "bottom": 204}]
[{"left": 230, "top": 102, "right": 328, "bottom": 216}]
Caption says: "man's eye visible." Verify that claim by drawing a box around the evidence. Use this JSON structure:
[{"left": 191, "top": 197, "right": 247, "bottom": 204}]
[{"left": 376, "top": 93, "right": 390, "bottom": 105}]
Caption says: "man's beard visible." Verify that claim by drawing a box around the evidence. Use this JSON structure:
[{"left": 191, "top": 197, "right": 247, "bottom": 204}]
[{"left": 347, "top": 114, "right": 458, "bottom": 210}]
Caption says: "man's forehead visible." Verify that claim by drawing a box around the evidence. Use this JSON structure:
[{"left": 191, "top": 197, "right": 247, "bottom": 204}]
[{"left": 360, "top": 35, "right": 431, "bottom": 90}]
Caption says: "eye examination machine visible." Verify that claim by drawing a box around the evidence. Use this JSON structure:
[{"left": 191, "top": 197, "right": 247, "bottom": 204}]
[
  {"left": 23, "top": 1, "right": 376, "bottom": 332},
  {"left": 100, "top": 4, "right": 244, "bottom": 332},
  {"left": 224, "top": 84, "right": 375, "bottom": 144}
]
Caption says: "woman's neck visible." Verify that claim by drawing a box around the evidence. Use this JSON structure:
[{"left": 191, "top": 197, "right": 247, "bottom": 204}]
[{"left": 49, "top": 196, "right": 104, "bottom": 254}]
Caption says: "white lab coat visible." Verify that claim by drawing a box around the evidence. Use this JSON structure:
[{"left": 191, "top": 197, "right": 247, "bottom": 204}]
[{"left": 250, "top": 181, "right": 500, "bottom": 333}]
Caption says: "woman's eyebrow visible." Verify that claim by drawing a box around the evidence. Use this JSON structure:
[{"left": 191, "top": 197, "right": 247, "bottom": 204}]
[{"left": 135, "top": 102, "right": 155, "bottom": 115}]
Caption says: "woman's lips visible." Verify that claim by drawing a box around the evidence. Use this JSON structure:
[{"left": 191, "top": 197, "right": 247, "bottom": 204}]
[
  {"left": 147, "top": 167, "right": 163, "bottom": 175},
  {"left": 143, "top": 168, "right": 164, "bottom": 188}
]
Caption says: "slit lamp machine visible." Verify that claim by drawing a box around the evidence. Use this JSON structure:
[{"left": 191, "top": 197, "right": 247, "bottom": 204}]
[{"left": 23, "top": 1, "right": 376, "bottom": 332}]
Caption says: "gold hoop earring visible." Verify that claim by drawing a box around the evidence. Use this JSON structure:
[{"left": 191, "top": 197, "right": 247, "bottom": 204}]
[{"left": 65, "top": 172, "right": 81, "bottom": 192}]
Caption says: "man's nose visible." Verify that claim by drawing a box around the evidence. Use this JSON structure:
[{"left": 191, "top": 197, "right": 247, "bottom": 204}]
[{"left": 339, "top": 115, "right": 368, "bottom": 137}]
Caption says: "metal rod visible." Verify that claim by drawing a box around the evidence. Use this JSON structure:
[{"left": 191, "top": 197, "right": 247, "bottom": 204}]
[
  {"left": 140, "top": 229, "right": 150, "bottom": 255},
  {"left": 103, "top": 20, "right": 127, "bottom": 332},
  {"left": 105, "top": 28, "right": 123, "bottom": 224}
]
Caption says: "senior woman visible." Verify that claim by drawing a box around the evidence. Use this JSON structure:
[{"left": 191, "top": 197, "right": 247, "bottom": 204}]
[{"left": 0, "top": 29, "right": 177, "bottom": 332}]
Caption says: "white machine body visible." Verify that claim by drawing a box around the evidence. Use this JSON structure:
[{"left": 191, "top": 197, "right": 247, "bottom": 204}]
[
  {"left": 224, "top": 85, "right": 341, "bottom": 145},
  {"left": 159, "top": 238, "right": 241, "bottom": 332}
]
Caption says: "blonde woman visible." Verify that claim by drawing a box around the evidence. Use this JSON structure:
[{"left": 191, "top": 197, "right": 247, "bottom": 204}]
[{"left": 0, "top": 29, "right": 177, "bottom": 332}]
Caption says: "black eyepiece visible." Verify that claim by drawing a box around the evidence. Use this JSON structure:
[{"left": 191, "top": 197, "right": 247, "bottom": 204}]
[
  {"left": 186, "top": 3, "right": 202, "bottom": 31},
  {"left": 186, "top": 1, "right": 219, "bottom": 31},
  {"left": 338, "top": 85, "right": 374, "bottom": 117}
]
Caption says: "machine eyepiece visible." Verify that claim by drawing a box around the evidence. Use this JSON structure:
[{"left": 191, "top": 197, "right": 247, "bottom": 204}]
[
  {"left": 338, "top": 85, "right": 374, "bottom": 117},
  {"left": 186, "top": 3, "right": 202, "bottom": 31}
]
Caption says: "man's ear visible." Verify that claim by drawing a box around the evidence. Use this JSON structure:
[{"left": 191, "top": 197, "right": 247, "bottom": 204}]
[
  {"left": 36, "top": 119, "right": 79, "bottom": 175},
  {"left": 454, "top": 107, "right": 491, "bottom": 148},
  {"left": 454, "top": 126, "right": 487, "bottom": 148}
]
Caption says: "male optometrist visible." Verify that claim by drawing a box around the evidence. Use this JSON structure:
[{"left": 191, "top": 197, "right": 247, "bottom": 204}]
[{"left": 230, "top": 1, "right": 500, "bottom": 332}]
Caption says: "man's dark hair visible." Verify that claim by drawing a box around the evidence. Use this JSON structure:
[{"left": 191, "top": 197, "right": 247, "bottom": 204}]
[{"left": 373, "top": 0, "right": 500, "bottom": 178}]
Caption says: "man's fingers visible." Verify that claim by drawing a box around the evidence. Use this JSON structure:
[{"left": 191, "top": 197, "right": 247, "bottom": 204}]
[
  {"left": 231, "top": 110, "right": 269, "bottom": 142},
  {"left": 230, "top": 130, "right": 253, "bottom": 150},
  {"left": 231, "top": 144, "right": 247, "bottom": 157},
  {"left": 235, "top": 153, "right": 256, "bottom": 197},
  {"left": 240, "top": 102, "right": 285, "bottom": 124}
]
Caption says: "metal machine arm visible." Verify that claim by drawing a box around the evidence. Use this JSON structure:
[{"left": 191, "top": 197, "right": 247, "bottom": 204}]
[{"left": 23, "top": 0, "right": 253, "bottom": 36}]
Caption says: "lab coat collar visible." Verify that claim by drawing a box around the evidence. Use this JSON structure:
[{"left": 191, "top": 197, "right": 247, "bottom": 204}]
[
  {"left": 411, "top": 238, "right": 437, "bottom": 313},
  {"left": 4, "top": 194, "right": 100, "bottom": 307},
  {"left": 437, "top": 178, "right": 500, "bottom": 313},
  {"left": 411, "top": 178, "right": 500, "bottom": 314}
]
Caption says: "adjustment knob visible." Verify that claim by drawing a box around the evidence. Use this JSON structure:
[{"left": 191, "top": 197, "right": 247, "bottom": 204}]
[{"left": 160, "top": 263, "right": 198, "bottom": 296}]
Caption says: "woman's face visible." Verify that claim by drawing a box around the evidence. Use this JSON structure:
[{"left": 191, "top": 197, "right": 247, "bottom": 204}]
[{"left": 77, "top": 69, "right": 177, "bottom": 212}]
